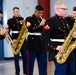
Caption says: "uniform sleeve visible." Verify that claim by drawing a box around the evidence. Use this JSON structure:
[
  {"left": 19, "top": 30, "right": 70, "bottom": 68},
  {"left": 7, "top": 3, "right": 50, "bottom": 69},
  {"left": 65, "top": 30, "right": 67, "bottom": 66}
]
[
  {"left": 7, "top": 19, "right": 12, "bottom": 31},
  {"left": 7, "top": 19, "right": 12, "bottom": 39},
  {"left": 41, "top": 19, "right": 57, "bottom": 51}
]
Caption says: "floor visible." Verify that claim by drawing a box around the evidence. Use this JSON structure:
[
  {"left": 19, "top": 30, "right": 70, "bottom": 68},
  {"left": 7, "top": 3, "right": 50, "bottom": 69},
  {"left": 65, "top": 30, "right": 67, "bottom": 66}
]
[{"left": 0, "top": 59, "right": 55, "bottom": 75}]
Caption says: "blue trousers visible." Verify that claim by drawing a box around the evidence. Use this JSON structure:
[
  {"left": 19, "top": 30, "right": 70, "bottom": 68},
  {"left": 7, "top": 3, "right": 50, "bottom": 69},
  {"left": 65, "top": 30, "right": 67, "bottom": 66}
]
[
  {"left": 27, "top": 51, "right": 47, "bottom": 75},
  {"left": 14, "top": 42, "right": 27, "bottom": 74},
  {"left": 73, "top": 49, "right": 76, "bottom": 73},
  {"left": 54, "top": 53, "right": 76, "bottom": 75}
]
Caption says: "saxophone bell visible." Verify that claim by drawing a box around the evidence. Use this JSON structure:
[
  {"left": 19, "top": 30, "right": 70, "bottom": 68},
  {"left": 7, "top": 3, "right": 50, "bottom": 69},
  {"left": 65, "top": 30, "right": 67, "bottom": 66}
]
[
  {"left": 12, "top": 20, "right": 28, "bottom": 55},
  {"left": 55, "top": 20, "right": 76, "bottom": 64}
]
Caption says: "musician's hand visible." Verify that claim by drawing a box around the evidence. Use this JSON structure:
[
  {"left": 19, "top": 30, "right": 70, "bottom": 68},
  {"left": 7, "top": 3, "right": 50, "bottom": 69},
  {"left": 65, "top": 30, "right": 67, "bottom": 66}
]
[
  {"left": 72, "top": 32, "right": 76, "bottom": 38},
  {"left": 13, "top": 39, "right": 18, "bottom": 44},
  {"left": 40, "top": 19, "right": 46, "bottom": 26},
  {"left": 0, "top": 29, "right": 8, "bottom": 35},
  {"left": 56, "top": 45, "right": 64, "bottom": 53}
]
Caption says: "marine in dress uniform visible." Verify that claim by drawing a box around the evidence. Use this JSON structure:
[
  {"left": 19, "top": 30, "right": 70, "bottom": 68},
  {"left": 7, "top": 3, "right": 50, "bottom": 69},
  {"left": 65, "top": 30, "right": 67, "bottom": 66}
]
[
  {"left": 41, "top": 1, "right": 76, "bottom": 75},
  {"left": 66, "top": 6, "right": 76, "bottom": 75},
  {"left": 26, "top": 5, "right": 47, "bottom": 75},
  {"left": 7, "top": 7, "right": 27, "bottom": 75},
  {"left": 0, "top": 10, "right": 8, "bottom": 39},
  {"left": 41, "top": 14, "right": 76, "bottom": 75}
]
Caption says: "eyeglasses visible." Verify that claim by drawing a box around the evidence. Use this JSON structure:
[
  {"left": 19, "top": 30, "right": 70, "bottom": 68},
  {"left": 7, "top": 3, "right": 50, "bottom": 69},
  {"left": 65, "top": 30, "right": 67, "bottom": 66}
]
[{"left": 59, "top": 8, "right": 68, "bottom": 10}]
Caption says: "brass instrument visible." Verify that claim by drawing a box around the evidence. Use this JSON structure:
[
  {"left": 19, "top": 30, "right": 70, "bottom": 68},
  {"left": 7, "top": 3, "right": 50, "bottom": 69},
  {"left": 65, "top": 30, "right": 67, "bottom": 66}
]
[
  {"left": 55, "top": 20, "right": 76, "bottom": 64},
  {"left": 12, "top": 20, "right": 28, "bottom": 55},
  {"left": 0, "top": 24, "right": 13, "bottom": 44},
  {"left": 4, "top": 33, "right": 13, "bottom": 44}
]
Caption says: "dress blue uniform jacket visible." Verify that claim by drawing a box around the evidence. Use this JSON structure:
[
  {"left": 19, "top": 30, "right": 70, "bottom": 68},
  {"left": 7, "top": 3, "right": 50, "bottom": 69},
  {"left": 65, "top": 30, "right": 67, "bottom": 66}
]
[
  {"left": 26, "top": 14, "right": 45, "bottom": 51},
  {"left": 41, "top": 14, "right": 73, "bottom": 61},
  {"left": 7, "top": 16, "right": 23, "bottom": 40},
  {"left": 7, "top": 16, "right": 27, "bottom": 75}
]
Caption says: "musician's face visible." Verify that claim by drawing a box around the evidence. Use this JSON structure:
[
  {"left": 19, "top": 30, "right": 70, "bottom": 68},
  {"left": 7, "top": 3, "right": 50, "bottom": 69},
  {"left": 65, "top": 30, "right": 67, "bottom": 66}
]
[
  {"left": 72, "top": 11, "right": 76, "bottom": 19},
  {"left": 13, "top": 9, "right": 20, "bottom": 17},
  {"left": 56, "top": 4, "right": 68, "bottom": 17},
  {"left": 35, "top": 10, "right": 43, "bottom": 18},
  {"left": 0, "top": 13, "right": 3, "bottom": 20}
]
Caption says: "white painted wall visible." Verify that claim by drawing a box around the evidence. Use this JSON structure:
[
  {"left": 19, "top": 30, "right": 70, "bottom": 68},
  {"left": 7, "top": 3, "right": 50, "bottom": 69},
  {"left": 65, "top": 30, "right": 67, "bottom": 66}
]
[
  {"left": 50, "top": 0, "right": 76, "bottom": 16},
  {"left": 3, "top": 0, "right": 38, "bottom": 58},
  {"left": 23, "top": 0, "right": 38, "bottom": 18}
]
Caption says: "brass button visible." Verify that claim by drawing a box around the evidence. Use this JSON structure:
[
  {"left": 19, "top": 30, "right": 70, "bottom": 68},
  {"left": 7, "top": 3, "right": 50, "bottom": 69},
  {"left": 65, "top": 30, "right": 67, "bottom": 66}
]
[
  {"left": 34, "top": 24, "right": 36, "bottom": 26},
  {"left": 64, "top": 33, "right": 67, "bottom": 36},
  {"left": 51, "top": 46, "right": 52, "bottom": 47},
  {"left": 36, "top": 26, "right": 37, "bottom": 28},
  {"left": 13, "top": 24, "right": 15, "bottom": 26},
  {"left": 59, "top": 17, "right": 61, "bottom": 19},
  {"left": 61, "top": 20, "right": 63, "bottom": 22},
  {"left": 33, "top": 28, "right": 35, "bottom": 29},
  {"left": 64, "top": 26, "right": 66, "bottom": 28},
  {"left": 32, "top": 37, "right": 34, "bottom": 39},
  {"left": 48, "top": 44, "right": 50, "bottom": 46},
  {"left": 63, "top": 23, "right": 65, "bottom": 25},
  {"left": 37, "top": 19, "right": 39, "bottom": 21},
  {"left": 38, "top": 26, "right": 40, "bottom": 27},
  {"left": 54, "top": 47, "right": 56, "bottom": 49},
  {"left": 38, "top": 21, "right": 40, "bottom": 23}
]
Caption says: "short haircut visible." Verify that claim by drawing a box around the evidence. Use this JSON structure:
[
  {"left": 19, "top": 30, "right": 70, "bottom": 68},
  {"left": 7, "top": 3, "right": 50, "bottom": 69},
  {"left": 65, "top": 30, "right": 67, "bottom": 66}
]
[
  {"left": 54, "top": 1, "right": 66, "bottom": 9},
  {"left": 0, "top": 10, "right": 3, "bottom": 14},
  {"left": 73, "top": 6, "right": 76, "bottom": 11},
  {"left": 35, "top": 5, "right": 44, "bottom": 11},
  {"left": 13, "top": 7, "right": 19, "bottom": 11}
]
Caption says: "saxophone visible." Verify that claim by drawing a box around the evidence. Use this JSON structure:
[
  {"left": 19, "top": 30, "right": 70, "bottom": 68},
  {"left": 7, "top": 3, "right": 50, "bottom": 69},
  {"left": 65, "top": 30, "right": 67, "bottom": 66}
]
[
  {"left": 0, "top": 24, "right": 13, "bottom": 44},
  {"left": 55, "top": 20, "right": 76, "bottom": 64},
  {"left": 12, "top": 20, "right": 28, "bottom": 55}
]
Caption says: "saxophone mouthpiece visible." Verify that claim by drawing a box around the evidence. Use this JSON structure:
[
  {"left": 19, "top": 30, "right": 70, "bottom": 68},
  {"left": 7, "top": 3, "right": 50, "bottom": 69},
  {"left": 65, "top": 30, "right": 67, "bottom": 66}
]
[{"left": 40, "top": 16, "right": 42, "bottom": 20}]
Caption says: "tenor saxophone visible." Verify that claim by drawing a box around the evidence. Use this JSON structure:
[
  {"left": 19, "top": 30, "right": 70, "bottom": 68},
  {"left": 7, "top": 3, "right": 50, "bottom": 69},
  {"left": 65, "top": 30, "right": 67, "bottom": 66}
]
[
  {"left": 55, "top": 20, "right": 76, "bottom": 64},
  {"left": 12, "top": 20, "right": 28, "bottom": 55}
]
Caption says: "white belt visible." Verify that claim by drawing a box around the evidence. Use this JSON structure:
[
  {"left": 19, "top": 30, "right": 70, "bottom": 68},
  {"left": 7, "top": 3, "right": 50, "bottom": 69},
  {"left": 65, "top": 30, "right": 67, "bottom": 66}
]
[
  {"left": 28, "top": 32, "right": 41, "bottom": 36},
  {"left": 12, "top": 31, "right": 19, "bottom": 33},
  {"left": 50, "top": 39, "right": 65, "bottom": 42}
]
